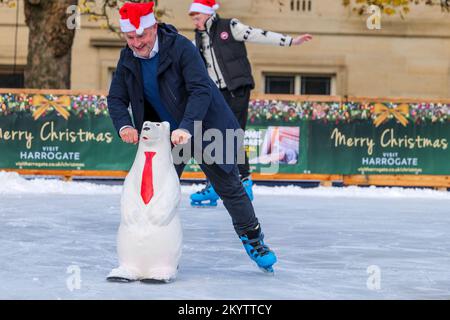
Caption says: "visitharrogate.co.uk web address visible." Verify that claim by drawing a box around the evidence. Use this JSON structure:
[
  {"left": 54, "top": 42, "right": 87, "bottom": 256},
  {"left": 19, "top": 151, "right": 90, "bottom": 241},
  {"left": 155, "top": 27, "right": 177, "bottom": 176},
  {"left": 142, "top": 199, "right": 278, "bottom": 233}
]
[
  {"left": 15, "top": 162, "right": 86, "bottom": 168},
  {"left": 357, "top": 167, "right": 423, "bottom": 173}
]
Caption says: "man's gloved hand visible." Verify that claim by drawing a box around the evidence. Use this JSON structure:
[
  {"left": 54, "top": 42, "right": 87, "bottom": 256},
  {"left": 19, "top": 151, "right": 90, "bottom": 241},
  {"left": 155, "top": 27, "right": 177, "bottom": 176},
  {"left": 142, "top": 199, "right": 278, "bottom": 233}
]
[
  {"left": 171, "top": 129, "right": 192, "bottom": 145},
  {"left": 120, "top": 127, "right": 139, "bottom": 144}
]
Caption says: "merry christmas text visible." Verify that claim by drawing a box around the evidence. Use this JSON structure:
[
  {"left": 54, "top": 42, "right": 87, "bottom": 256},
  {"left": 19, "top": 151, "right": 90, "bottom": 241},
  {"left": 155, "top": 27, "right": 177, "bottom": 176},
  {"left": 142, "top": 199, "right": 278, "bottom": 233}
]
[
  {"left": 331, "top": 128, "right": 448, "bottom": 155},
  {"left": 0, "top": 121, "right": 113, "bottom": 149}
]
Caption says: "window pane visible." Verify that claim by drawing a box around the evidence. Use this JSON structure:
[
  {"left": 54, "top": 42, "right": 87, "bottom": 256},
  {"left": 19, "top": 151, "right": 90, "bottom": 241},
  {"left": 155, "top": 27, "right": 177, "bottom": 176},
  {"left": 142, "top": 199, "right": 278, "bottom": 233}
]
[
  {"left": 0, "top": 73, "right": 24, "bottom": 88},
  {"left": 301, "top": 76, "right": 331, "bottom": 95},
  {"left": 108, "top": 68, "right": 116, "bottom": 90},
  {"left": 265, "top": 76, "right": 295, "bottom": 94}
]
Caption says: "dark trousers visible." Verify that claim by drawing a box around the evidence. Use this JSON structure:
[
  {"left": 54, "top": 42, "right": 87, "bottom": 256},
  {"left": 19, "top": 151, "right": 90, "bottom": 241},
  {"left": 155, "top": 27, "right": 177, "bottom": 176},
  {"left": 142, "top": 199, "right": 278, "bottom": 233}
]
[
  {"left": 175, "top": 161, "right": 259, "bottom": 236},
  {"left": 220, "top": 86, "right": 252, "bottom": 179}
]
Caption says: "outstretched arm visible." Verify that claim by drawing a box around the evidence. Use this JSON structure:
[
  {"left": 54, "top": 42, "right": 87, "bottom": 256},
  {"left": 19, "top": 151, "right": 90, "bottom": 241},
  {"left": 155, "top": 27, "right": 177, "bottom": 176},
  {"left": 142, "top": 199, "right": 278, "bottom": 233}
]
[{"left": 230, "top": 18, "right": 312, "bottom": 46}]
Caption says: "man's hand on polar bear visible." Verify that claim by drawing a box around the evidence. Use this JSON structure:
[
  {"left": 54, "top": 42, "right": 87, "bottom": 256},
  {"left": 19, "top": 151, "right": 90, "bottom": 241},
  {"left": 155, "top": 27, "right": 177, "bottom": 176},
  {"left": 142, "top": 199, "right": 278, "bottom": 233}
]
[
  {"left": 120, "top": 127, "right": 191, "bottom": 145},
  {"left": 120, "top": 127, "right": 139, "bottom": 144},
  {"left": 171, "top": 129, "right": 192, "bottom": 145}
]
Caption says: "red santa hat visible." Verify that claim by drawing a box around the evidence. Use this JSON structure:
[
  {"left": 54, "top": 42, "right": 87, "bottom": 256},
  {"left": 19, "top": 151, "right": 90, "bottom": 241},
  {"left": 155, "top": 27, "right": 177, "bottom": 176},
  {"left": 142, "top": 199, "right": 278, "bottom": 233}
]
[
  {"left": 189, "top": 0, "right": 220, "bottom": 15},
  {"left": 119, "top": 2, "right": 156, "bottom": 35}
]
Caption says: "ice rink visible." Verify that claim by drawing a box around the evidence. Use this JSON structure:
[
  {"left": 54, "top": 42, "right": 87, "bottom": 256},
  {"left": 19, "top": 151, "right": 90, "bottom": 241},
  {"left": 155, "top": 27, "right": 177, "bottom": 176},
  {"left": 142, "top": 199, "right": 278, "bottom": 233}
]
[{"left": 1, "top": 172, "right": 449, "bottom": 300}]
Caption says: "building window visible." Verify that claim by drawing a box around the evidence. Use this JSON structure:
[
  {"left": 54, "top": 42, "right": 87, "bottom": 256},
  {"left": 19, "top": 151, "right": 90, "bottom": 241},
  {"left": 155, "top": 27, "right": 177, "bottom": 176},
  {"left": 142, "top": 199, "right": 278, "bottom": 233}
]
[
  {"left": 107, "top": 68, "right": 116, "bottom": 90},
  {"left": 290, "top": 0, "right": 312, "bottom": 12},
  {"left": 265, "top": 75, "right": 295, "bottom": 94},
  {"left": 301, "top": 76, "right": 331, "bottom": 95},
  {"left": 0, "top": 70, "right": 24, "bottom": 88},
  {"left": 264, "top": 74, "right": 333, "bottom": 95}
]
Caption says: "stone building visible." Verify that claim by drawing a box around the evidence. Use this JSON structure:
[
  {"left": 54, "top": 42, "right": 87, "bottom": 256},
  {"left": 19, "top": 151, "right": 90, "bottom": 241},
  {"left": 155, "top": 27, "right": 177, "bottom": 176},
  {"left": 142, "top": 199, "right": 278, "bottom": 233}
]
[{"left": 0, "top": 0, "right": 449, "bottom": 98}]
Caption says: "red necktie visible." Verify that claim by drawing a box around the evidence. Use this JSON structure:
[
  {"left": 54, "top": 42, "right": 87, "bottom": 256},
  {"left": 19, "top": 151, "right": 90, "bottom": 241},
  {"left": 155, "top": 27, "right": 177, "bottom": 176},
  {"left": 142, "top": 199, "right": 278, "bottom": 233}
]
[{"left": 141, "top": 151, "right": 156, "bottom": 205}]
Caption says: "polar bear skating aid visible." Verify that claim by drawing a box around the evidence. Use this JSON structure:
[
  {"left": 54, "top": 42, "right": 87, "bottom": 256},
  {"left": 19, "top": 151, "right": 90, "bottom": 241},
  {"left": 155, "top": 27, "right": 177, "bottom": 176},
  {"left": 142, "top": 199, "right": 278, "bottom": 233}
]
[{"left": 107, "top": 121, "right": 182, "bottom": 283}]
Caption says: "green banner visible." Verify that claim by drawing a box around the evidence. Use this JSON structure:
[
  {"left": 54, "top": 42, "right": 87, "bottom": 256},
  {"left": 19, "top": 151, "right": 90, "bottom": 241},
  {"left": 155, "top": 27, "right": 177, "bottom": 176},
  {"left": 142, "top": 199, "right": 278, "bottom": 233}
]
[
  {"left": 0, "top": 112, "right": 136, "bottom": 171},
  {"left": 0, "top": 93, "right": 136, "bottom": 171},
  {"left": 308, "top": 121, "right": 450, "bottom": 175},
  {"left": 0, "top": 93, "right": 448, "bottom": 176}
]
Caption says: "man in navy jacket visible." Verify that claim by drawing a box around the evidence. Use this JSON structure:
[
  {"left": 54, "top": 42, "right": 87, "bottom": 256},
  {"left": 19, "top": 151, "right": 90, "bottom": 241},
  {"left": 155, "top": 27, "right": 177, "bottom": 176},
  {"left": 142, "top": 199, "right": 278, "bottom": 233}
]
[{"left": 107, "top": 2, "right": 277, "bottom": 273}]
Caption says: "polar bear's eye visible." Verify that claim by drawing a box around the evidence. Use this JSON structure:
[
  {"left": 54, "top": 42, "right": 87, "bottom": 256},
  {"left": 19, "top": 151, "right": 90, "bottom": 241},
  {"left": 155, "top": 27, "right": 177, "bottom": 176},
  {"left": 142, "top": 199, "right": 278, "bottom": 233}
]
[{"left": 156, "top": 124, "right": 161, "bottom": 126}]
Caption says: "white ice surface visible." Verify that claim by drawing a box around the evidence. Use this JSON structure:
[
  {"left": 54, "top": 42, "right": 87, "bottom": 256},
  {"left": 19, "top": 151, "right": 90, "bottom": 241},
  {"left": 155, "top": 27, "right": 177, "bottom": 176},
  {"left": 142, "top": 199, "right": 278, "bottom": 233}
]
[{"left": 0, "top": 171, "right": 449, "bottom": 299}]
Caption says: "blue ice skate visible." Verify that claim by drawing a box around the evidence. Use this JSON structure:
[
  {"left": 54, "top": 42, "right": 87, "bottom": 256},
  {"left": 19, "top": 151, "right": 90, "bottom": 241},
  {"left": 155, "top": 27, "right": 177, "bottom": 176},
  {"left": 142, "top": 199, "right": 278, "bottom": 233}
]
[
  {"left": 241, "top": 177, "right": 254, "bottom": 201},
  {"left": 190, "top": 183, "right": 220, "bottom": 207},
  {"left": 239, "top": 225, "right": 277, "bottom": 274}
]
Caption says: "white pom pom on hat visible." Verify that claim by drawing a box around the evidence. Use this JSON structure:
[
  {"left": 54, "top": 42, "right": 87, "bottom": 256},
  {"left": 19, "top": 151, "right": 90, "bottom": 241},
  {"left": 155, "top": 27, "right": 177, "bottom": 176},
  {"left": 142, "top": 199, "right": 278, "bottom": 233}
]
[{"left": 136, "top": 26, "right": 145, "bottom": 35}]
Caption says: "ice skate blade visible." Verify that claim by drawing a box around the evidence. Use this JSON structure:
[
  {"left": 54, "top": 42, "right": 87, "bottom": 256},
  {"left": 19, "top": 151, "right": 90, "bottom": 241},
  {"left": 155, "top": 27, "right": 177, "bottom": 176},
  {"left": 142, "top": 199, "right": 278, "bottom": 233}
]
[
  {"left": 106, "top": 276, "right": 136, "bottom": 283},
  {"left": 140, "top": 278, "right": 172, "bottom": 284},
  {"left": 259, "top": 266, "right": 275, "bottom": 275},
  {"left": 190, "top": 200, "right": 218, "bottom": 208}
]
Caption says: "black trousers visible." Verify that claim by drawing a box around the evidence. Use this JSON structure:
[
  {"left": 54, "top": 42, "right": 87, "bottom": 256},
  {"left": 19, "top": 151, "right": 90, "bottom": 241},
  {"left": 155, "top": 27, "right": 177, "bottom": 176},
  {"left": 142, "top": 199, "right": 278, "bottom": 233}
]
[
  {"left": 175, "top": 161, "right": 258, "bottom": 236},
  {"left": 220, "top": 86, "right": 252, "bottom": 179}
]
